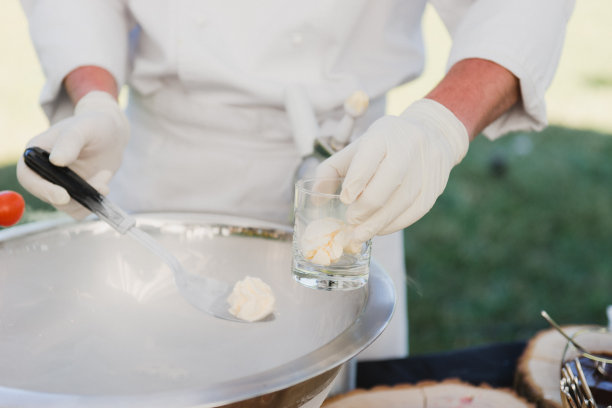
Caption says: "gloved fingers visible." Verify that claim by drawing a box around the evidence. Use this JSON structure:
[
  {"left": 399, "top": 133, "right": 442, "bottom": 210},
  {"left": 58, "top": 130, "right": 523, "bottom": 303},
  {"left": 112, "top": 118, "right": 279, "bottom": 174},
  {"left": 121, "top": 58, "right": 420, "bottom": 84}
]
[
  {"left": 347, "top": 193, "right": 406, "bottom": 246},
  {"left": 376, "top": 192, "right": 431, "bottom": 236},
  {"left": 345, "top": 147, "right": 418, "bottom": 224},
  {"left": 348, "top": 180, "right": 422, "bottom": 244},
  {"left": 314, "top": 142, "right": 358, "bottom": 180},
  {"left": 87, "top": 169, "right": 113, "bottom": 196},
  {"left": 25, "top": 122, "right": 64, "bottom": 151},
  {"left": 16, "top": 158, "right": 70, "bottom": 206},
  {"left": 340, "top": 136, "right": 387, "bottom": 204},
  {"left": 55, "top": 200, "right": 91, "bottom": 220},
  {"left": 49, "top": 120, "right": 90, "bottom": 167}
]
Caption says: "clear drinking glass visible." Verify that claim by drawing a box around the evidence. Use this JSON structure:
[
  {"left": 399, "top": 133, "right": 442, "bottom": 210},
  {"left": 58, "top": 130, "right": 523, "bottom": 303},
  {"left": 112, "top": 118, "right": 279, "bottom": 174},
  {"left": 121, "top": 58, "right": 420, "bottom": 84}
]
[{"left": 292, "top": 177, "right": 372, "bottom": 290}]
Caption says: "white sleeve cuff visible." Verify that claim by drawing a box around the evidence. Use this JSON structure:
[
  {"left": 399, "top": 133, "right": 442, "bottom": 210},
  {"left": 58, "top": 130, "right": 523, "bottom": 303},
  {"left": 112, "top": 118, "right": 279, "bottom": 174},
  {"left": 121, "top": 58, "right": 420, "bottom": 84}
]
[
  {"left": 436, "top": 0, "right": 575, "bottom": 140},
  {"left": 22, "top": 0, "right": 131, "bottom": 122},
  {"left": 448, "top": 45, "right": 546, "bottom": 140}
]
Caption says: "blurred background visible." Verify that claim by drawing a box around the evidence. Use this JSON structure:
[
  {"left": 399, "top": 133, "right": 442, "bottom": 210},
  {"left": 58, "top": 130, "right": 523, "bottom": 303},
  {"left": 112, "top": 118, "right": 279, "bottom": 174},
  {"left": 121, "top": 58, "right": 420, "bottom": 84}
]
[{"left": 1, "top": 1, "right": 611, "bottom": 354}]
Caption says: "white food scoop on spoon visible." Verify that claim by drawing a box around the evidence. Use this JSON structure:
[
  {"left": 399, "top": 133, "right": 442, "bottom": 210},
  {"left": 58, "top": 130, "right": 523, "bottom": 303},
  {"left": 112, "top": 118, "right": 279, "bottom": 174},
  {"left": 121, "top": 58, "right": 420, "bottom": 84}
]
[{"left": 23, "top": 147, "right": 272, "bottom": 323}]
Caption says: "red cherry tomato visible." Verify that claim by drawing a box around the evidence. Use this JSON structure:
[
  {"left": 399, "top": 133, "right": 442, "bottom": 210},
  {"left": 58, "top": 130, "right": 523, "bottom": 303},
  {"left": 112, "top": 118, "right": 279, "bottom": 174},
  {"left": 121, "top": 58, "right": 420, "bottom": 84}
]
[{"left": 0, "top": 191, "right": 25, "bottom": 227}]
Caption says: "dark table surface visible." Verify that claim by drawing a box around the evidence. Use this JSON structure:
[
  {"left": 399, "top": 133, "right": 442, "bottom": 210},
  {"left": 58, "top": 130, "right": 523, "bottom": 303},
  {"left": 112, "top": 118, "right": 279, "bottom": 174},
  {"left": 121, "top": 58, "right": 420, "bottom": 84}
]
[{"left": 356, "top": 340, "right": 528, "bottom": 389}]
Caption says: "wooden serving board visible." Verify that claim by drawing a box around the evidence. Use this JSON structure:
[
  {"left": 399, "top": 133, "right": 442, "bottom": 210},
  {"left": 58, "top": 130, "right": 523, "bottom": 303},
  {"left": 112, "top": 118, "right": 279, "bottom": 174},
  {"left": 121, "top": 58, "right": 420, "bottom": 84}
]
[
  {"left": 514, "top": 325, "right": 596, "bottom": 408},
  {"left": 323, "top": 379, "right": 535, "bottom": 408}
]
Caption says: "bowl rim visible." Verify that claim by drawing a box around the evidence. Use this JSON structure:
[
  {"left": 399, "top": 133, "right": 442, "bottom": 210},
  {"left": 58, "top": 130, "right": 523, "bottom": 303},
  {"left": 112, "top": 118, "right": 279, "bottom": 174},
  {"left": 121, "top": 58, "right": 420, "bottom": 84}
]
[{"left": 0, "top": 212, "right": 396, "bottom": 407}]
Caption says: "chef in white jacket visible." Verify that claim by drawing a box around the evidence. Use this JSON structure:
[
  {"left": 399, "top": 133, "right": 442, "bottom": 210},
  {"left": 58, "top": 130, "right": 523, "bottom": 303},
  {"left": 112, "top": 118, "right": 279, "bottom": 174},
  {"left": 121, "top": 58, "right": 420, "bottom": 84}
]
[{"left": 18, "top": 0, "right": 574, "bottom": 362}]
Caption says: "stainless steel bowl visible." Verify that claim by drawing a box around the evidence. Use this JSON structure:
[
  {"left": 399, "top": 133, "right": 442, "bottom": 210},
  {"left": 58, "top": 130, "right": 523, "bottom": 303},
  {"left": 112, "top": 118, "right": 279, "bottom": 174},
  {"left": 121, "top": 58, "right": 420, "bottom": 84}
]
[{"left": 0, "top": 213, "right": 394, "bottom": 407}]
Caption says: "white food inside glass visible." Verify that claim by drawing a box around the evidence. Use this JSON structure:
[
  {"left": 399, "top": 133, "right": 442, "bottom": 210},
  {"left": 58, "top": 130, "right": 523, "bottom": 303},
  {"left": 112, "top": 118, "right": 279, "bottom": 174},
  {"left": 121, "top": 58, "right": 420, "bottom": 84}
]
[{"left": 300, "top": 217, "right": 360, "bottom": 266}]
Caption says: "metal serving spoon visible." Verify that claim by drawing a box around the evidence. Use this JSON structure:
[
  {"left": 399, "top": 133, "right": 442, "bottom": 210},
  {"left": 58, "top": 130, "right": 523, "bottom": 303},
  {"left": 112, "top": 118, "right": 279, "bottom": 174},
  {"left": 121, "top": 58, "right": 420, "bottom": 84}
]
[{"left": 23, "top": 147, "right": 257, "bottom": 323}]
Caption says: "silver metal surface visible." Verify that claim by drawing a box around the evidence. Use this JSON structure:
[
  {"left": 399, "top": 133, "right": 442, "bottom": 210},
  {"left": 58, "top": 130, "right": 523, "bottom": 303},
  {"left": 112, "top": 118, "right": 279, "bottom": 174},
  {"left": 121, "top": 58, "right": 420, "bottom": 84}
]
[
  {"left": 0, "top": 213, "right": 395, "bottom": 407},
  {"left": 125, "top": 226, "right": 243, "bottom": 323}
]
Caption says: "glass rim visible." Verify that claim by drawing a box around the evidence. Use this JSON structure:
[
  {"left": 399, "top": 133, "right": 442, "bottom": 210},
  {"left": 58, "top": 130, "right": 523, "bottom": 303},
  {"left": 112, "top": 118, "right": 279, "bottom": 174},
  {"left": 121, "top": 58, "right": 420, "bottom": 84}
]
[{"left": 295, "top": 177, "right": 344, "bottom": 198}]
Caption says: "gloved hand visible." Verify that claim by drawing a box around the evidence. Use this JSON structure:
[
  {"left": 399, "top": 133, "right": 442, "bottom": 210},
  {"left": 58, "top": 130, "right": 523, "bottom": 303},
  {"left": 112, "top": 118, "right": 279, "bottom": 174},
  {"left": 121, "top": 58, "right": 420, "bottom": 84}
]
[
  {"left": 316, "top": 98, "right": 469, "bottom": 246},
  {"left": 17, "top": 91, "right": 129, "bottom": 219}
]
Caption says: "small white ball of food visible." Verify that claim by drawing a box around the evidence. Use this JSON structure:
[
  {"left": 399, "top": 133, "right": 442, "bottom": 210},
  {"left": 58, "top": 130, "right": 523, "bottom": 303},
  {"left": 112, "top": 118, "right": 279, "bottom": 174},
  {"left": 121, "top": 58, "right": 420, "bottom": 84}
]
[
  {"left": 300, "top": 217, "right": 361, "bottom": 266},
  {"left": 227, "top": 276, "right": 275, "bottom": 322}
]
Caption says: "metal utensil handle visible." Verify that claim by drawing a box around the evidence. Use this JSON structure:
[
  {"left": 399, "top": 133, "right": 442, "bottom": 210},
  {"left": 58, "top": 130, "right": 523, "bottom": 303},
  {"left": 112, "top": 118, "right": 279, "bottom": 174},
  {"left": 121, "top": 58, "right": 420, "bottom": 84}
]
[
  {"left": 541, "top": 311, "right": 592, "bottom": 355},
  {"left": 23, "top": 147, "right": 135, "bottom": 234},
  {"left": 541, "top": 310, "right": 612, "bottom": 366}
]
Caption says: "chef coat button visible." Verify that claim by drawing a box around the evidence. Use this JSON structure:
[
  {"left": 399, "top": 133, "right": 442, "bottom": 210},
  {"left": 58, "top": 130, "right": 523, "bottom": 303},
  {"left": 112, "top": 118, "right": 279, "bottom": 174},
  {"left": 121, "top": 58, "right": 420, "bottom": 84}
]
[{"left": 291, "top": 32, "right": 304, "bottom": 46}]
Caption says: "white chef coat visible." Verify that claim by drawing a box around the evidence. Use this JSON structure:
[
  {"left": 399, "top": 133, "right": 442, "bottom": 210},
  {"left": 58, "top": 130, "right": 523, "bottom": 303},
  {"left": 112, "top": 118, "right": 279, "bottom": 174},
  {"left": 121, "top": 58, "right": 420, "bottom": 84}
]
[{"left": 21, "top": 0, "right": 574, "bottom": 360}]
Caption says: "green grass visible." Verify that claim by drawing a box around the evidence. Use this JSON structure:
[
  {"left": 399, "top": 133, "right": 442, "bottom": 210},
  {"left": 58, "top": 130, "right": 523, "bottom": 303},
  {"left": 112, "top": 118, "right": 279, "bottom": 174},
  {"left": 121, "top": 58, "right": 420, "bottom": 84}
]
[
  {"left": 3, "top": 125, "right": 611, "bottom": 355},
  {"left": 405, "top": 125, "right": 612, "bottom": 354}
]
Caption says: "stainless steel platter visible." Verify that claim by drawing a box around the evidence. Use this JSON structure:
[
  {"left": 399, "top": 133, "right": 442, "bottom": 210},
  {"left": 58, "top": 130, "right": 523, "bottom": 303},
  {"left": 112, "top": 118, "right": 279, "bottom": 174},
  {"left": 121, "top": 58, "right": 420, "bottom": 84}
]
[{"left": 0, "top": 213, "right": 394, "bottom": 407}]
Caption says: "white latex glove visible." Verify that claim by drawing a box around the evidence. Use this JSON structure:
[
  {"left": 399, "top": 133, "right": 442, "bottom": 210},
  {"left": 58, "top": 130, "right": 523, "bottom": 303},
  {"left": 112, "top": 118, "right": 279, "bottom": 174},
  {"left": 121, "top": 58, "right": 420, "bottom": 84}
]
[
  {"left": 17, "top": 91, "right": 129, "bottom": 219},
  {"left": 316, "top": 98, "right": 469, "bottom": 246}
]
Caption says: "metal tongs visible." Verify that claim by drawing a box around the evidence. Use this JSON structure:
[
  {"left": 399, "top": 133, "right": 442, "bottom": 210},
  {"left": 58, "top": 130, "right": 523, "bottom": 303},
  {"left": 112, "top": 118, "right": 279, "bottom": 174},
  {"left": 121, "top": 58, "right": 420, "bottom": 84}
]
[
  {"left": 22, "top": 147, "right": 252, "bottom": 323},
  {"left": 560, "top": 358, "right": 596, "bottom": 408},
  {"left": 541, "top": 311, "right": 612, "bottom": 408}
]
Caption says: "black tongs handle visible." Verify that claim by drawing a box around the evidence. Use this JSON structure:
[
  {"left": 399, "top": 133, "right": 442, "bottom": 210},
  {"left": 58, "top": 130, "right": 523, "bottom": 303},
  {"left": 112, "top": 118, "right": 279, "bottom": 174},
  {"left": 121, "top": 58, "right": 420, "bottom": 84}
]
[
  {"left": 23, "top": 146, "right": 135, "bottom": 234},
  {"left": 23, "top": 146, "right": 103, "bottom": 213}
]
